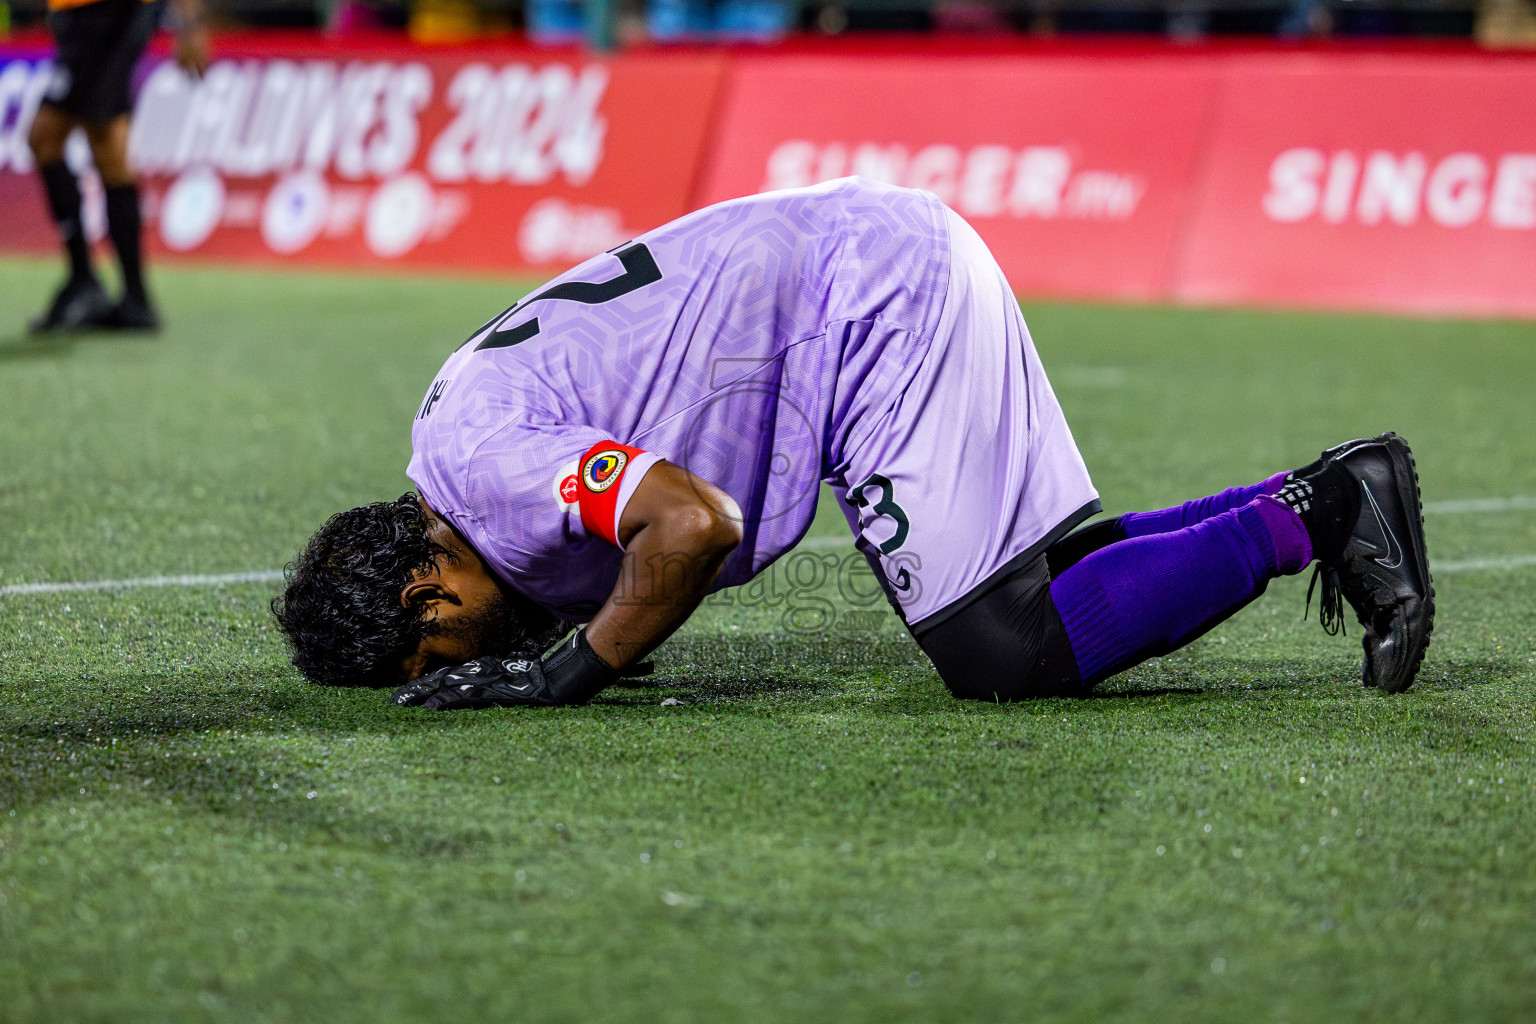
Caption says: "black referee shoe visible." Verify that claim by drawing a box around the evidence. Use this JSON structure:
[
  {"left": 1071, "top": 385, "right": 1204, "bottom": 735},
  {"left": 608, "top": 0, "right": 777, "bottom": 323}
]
[
  {"left": 93, "top": 294, "right": 162, "bottom": 333},
  {"left": 28, "top": 276, "right": 113, "bottom": 334},
  {"left": 1313, "top": 433, "right": 1434, "bottom": 693}
]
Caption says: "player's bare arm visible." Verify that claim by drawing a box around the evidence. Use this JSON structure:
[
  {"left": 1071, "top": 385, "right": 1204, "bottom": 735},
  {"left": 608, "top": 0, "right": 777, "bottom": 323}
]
[
  {"left": 589, "top": 461, "right": 743, "bottom": 671},
  {"left": 169, "top": 0, "right": 210, "bottom": 78}
]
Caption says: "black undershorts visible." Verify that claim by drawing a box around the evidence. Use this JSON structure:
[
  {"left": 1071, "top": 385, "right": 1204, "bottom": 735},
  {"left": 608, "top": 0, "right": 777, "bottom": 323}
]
[
  {"left": 44, "top": 0, "right": 160, "bottom": 123},
  {"left": 909, "top": 518, "right": 1125, "bottom": 702},
  {"left": 912, "top": 552, "right": 1081, "bottom": 701}
]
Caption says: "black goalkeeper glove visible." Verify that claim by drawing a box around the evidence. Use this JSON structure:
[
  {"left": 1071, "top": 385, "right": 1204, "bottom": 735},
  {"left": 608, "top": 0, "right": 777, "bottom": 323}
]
[{"left": 393, "top": 630, "right": 619, "bottom": 711}]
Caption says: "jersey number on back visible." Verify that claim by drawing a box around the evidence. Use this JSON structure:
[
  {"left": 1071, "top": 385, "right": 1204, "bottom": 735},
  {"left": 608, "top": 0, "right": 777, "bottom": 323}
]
[
  {"left": 472, "top": 243, "right": 663, "bottom": 351},
  {"left": 849, "top": 472, "right": 910, "bottom": 555}
]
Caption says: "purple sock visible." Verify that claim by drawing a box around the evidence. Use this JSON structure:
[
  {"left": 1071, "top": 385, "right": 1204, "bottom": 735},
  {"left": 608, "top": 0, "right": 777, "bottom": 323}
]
[
  {"left": 1050, "top": 496, "right": 1312, "bottom": 686},
  {"left": 1119, "top": 471, "right": 1290, "bottom": 539}
]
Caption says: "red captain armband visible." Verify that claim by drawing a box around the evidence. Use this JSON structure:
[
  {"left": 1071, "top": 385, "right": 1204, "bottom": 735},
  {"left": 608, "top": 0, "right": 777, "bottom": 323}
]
[{"left": 575, "top": 441, "right": 650, "bottom": 546}]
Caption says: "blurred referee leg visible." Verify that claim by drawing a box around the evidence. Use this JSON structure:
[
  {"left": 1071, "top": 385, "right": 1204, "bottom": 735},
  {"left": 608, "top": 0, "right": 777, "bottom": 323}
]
[{"left": 27, "top": 0, "right": 206, "bottom": 333}]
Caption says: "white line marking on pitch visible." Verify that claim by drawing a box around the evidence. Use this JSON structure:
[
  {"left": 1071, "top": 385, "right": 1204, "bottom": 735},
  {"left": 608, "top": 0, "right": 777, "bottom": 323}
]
[
  {"left": 1423, "top": 496, "right": 1536, "bottom": 514},
  {"left": 5, "top": 517, "right": 1536, "bottom": 598},
  {"left": 1436, "top": 554, "right": 1536, "bottom": 574},
  {"left": 0, "top": 570, "right": 284, "bottom": 597}
]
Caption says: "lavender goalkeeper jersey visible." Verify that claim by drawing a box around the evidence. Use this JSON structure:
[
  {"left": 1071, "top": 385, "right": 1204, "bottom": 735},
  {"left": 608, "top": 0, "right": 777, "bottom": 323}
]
[{"left": 408, "top": 177, "right": 1096, "bottom": 624}]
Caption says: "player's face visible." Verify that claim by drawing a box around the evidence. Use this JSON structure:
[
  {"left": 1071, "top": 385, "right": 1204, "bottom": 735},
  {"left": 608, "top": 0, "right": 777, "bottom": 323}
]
[
  {"left": 397, "top": 570, "right": 566, "bottom": 683},
  {"left": 394, "top": 499, "right": 567, "bottom": 682}
]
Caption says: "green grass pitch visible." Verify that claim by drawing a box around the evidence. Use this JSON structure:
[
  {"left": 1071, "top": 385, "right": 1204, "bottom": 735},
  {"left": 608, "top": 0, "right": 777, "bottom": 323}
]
[{"left": 1, "top": 257, "right": 1533, "bottom": 1023}]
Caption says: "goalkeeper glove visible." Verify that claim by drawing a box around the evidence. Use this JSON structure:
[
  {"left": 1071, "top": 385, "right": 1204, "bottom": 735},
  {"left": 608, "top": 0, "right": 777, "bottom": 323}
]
[{"left": 393, "top": 629, "right": 618, "bottom": 710}]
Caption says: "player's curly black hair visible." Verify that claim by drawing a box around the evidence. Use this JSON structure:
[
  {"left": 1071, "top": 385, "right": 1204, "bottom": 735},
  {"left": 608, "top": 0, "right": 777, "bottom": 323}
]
[{"left": 272, "top": 493, "right": 451, "bottom": 687}]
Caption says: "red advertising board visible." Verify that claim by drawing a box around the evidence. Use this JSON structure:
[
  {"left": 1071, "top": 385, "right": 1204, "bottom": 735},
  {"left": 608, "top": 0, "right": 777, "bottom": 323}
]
[
  {"left": 3, "top": 35, "right": 1535, "bottom": 318},
  {"left": 0, "top": 43, "right": 53, "bottom": 252},
  {"left": 0, "top": 36, "right": 724, "bottom": 274},
  {"left": 696, "top": 46, "right": 1536, "bottom": 317},
  {"left": 1175, "top": 52, "right": 1536, "bottom": 318},
  {"left": 698, "top": 53, "right": 1218, "bottom": 303}
]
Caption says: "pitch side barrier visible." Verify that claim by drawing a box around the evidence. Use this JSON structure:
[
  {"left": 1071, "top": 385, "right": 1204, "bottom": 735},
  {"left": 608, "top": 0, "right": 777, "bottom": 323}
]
[
  {"left": 0, "top": 32, "right": 726, "bottom": 273},
  {"left": 0, "top": 34, "right": 1532, "bottom": 317},
  {"left": 701, "top": 41, "right": 1536, "bottom": 318}
]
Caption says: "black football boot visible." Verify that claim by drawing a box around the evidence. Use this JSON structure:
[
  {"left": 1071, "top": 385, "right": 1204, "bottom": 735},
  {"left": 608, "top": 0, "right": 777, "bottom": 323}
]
[{"left": 1311, "top": 433, "right": 1435, "bottom": 693}]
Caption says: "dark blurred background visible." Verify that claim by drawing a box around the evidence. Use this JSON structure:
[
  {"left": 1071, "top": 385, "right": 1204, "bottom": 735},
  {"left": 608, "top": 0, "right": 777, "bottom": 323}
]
[{"left": 6, "top": 0, "right": 1536, "bottom": 48}]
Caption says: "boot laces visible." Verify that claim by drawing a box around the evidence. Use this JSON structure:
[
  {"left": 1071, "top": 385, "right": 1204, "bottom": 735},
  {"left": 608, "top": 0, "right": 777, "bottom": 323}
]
[{"left": 1305, "top": 563, "right": 1346, "bottom": 637}]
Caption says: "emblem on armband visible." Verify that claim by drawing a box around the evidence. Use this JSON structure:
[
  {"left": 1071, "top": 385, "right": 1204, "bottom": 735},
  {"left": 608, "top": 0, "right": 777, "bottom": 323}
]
[{"left": 581, "top": 449, "right": 629, "bottom": 494}]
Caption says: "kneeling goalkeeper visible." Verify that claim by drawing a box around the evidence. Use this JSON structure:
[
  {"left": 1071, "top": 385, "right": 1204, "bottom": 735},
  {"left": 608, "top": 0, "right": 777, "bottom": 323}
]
[{"left": 274, "top": 179, "right": 1434, "bottom": 707}]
